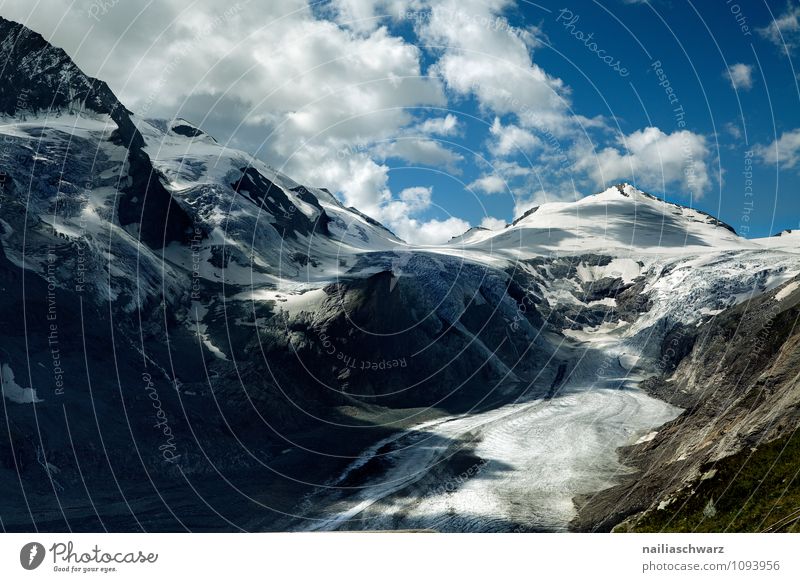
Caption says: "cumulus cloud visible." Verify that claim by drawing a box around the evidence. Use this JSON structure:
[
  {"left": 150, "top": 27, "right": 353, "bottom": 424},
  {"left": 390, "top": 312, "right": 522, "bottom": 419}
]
[
  {"left": 328, "top": 0, "right": 425, "bottom": 33},
  {"left": 469, "top": 159, "right": 532, "bottom": 195},
  {"left": 488, "top": 118, "right": 540, "bottom": 157},
  {"left": 309, "top": 153, "right": 392, "bottom": 217},
  {"left": 754, "top": 129, "right": 800, "bottom": 170},
  {"left": 380, "top": 186, "right": 470, "bottom": 243},
  {"left": 0, "top": 1, "right": 448, "bottom": 220},
  {"left": 416, "top": 0, "right": 573, "bottom": 132},
  {"left": 725, "top": 63, "right": 754, "bottom": 90},
  {"left": 375, "top": 138, "right": 464, "bottom": 172},
  {"left": 468, "top": 174, "right": 507, "bottom": 194},
  {"left": 575, "top": 127, "right": 712, "bottom": 196},
  {"left": 401, "top": 217, "right": 471, "bottom": 244},
  {"left": 758, "top": 2, "right": 800, "bottom": 51},
  {"left": 512, "top": 187, "right": 578, "bottom": 219},
  {"left": 415, "top": 113, "right": 461, "bottom": 136},
  {"left": 480, "top": 216, "right": 507, "bottom": 230},
  {"left": 724, "top": 122, "right": 743, "bottom": 140}
]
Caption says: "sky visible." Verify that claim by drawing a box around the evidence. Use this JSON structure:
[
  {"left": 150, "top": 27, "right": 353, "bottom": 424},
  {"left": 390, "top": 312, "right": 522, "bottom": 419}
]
[{"left": 1, "top": 0, "right": 799, "bottom": 244}]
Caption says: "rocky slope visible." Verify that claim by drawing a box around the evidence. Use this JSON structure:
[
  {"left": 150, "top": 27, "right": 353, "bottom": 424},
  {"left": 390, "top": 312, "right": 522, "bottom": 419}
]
[{"left": 573, "top": 272, "right": 800, "bottom": 532}]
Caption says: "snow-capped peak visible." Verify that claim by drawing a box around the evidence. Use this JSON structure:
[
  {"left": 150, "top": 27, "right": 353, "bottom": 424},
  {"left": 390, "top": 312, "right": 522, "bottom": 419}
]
[{"left": 444, "top": 183, "right": 748, "bottom": 260}]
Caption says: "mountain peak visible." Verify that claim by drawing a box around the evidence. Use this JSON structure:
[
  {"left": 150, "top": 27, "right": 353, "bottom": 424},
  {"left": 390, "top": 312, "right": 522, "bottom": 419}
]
[
  {"left": 0, "top": 17, "right": 124, "bottom": 119},
  {"left": 455, "top": 182, "right": 745, "bottom": 255}
]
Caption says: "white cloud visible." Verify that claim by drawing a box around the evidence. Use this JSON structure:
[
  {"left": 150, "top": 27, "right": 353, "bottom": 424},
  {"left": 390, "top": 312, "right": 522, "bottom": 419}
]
[
  {"left": 376, "top": 138, "right": 464, "bottom": 172},
  {"left": 755, "top": 129, "right": 800, "bottom": 170},
  {"left": 415, "top": 113, "right": 461, "bottom": 136},
  {"left": 488, "top": 117, "right": 540, "bottom": 156},
  {"left": 468, "top": 174, "right": 507, "bottom": 194},
  {"left": 405, "top": 217, "right": 471, "bottom": 245},
  {"left": 382, "top": 209, "right": 470, "bottom": 245},
  {"left": 1, "top": 0, "right": 448, "bottom": 223},
  {"left": 398, "top": 185, "right": 433, "bottom": 208},
  {"left": 309, "top": 153, "right": 392, "bottom": 217},
  {"left": 726, "top": 63, "right": 754, "bottom": 90},
  {"left": 512, "top": 187, "right": 577, "bottom": 219},
  {"left": 373, "top": 186, "right": 470, "bottom": 244},
  {"left": 724, "top": 122, "right": 743, "bottom": 140},
  {"left": 758, "top": 3, "right": 800, "bottom": 51},
  {"left": 328, "top": 0, "right": 424, "bottom": 33},
  {"left": 417, "top": 0, "right": 572, "bottom": 133},
  {"left": 575, "top": 127, "right": 712, "bottom": 196},
  {"left": 0, "top": 0, "right": 723, "bottom": 244},
  {"left": 469, "top": 159, "right": 532, "bottom": 195},
  {"left": 480, "top": 216, "right": 507, "bottom": 230}
]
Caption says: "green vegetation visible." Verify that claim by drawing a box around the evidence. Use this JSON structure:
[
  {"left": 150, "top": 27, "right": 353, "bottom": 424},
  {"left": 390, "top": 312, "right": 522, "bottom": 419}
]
[{"left": 630, "top": 431, "right": 800, "bottom": 532}]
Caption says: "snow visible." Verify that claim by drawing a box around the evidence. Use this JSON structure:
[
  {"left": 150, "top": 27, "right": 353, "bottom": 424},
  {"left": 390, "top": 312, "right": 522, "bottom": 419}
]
[
  {"left": 445, "top": 184, "right": 752, "bottom": 263},
  {"left": 132, "top": 116, "right": 404, "bottom": 289},
  {"left": 233, "top": 287, "right": 328, "bottom": 317},
  {"left": 303, "top": 387, "right": 680, "bottom": 532},
  {"left": 190, "top": 302, "right": 228, "bottom": 361},
  {"left": 753, "top": 230, "right": 800, "bottom": 253},
  {"left": 0, "top": 112, "right": 186, "bottom": 309},
  {"left": 776, "top": 281, "right": 799, "bottom": 302},
  {"left": 1, "top": 364, "right": 42, "bottom": 404},
  {"left": 635, "top": 431, "right": 659, "bottom": 444}
]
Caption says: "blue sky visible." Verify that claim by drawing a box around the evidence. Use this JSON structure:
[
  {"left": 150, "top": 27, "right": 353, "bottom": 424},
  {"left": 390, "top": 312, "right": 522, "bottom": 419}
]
[
  {"left": 372, "top": 0, "right": 800, "bottom": 241},
  {"left": 5, "top": 0, "right": 799, "bottom": 242}
]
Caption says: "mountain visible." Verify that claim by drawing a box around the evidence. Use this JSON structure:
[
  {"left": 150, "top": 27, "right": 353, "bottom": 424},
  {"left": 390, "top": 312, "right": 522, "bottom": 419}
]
[
  {"left": 449, "top": 183, "right": 744, "bottom": 256},
  {"left": 1, "top": 16, "right": 799, "bottom": 532}
]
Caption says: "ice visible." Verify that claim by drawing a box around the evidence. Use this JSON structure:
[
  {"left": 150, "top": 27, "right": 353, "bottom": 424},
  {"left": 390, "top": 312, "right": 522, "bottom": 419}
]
[
  {"left": 304, "top": 387, "right": 680, "bottom": 532},
  {"left": 1, "top": 363, "right": 42, "bottom": 404}
]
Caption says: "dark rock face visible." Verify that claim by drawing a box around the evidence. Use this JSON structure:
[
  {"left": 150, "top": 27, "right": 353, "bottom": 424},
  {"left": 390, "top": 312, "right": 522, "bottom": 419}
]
[
  {"left": 0, "top": 18, "right": 119, "bottom": 118},
  {"left": 229, "top": 168, "right": 331, "bottom": 238},
  {"left": 0, "top": 16, "right": 194, "bottom": 249},
  {"left": 243, "top": 256, "right": 555, "bottom": 410},
  {"left": 171, "top": 122, "right": 205, "bottom": 138}
]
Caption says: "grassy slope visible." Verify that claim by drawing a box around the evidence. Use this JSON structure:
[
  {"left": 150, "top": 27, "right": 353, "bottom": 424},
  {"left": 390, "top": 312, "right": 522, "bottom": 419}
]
[{"left": 628, "top": 430, "right": 800, "bottom": 532}]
